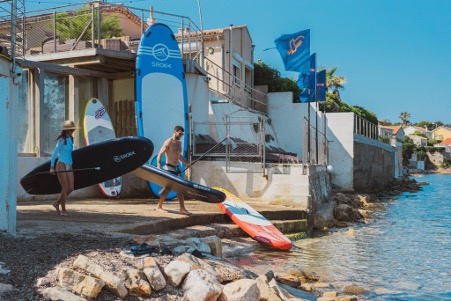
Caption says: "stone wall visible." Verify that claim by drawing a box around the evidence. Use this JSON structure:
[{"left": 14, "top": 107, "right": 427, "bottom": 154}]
[{"left": 353, "top": 138, "right": 395, "bottom": 192}]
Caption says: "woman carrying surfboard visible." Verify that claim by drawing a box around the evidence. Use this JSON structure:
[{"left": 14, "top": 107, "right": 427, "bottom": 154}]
[
  {"left": 156, "top": 125, "right": 192, "bottom": 215},
  {"left": 49, "top": 120, "right": 78, "bottom": 216}
]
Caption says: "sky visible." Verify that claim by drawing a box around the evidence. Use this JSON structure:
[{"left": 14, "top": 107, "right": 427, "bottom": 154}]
[{"left": 25, "top": 0, "right": 451, "bottom": 124}]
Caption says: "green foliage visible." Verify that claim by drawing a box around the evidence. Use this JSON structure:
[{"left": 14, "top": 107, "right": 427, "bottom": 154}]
[
  {"left": 443, "top": 158, "right": 451, "bottom": 168},
  {"left": 425, "top": 146, "right": 443, "bottom": 154},
  {"left": 428, "top": 138, "right": 438, "bottom": 145},
  {"left": 402, "top": 136, "right": 416, "bottom": 166},
  {"left": 413, "top": 131, "right": 427, "bottom": 138},
  {"left": 254, "top": 61, "right": 301, "bottom": 101},
  {"left": 54, "top": 7, "right": 123, "bottom": 42}
]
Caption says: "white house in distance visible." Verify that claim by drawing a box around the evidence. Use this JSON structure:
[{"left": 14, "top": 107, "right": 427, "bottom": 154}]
[{"left": 403, "top": 125, "right": 432, "bottom": 139}]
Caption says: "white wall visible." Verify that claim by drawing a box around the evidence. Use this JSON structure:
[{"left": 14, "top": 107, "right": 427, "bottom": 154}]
[
  {"left": 326, "top": 112, "right": 355, "bottom": 190},
  {"left": 0, "top": 58, "right": 19, "bottom": 234},
  {"left": 267, "top": 92, "right": 305, "bottom": 157}
]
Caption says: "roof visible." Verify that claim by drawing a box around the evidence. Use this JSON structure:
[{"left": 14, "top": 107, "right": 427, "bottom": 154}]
[
  {"left": 380, "top": 125, "right": 403, "bottom": 134},
  {"left": 432, "top": 126, "right": 451, "bottom": 133},
  {"left": 439, "top": 137, "right": 451, "bottom": 145}
]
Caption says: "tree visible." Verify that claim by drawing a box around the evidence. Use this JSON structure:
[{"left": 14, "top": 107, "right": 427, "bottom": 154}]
[
  {"left": 402, "top": 136, "right": 416, "bottom": 166},
  {"left": 55, "top": 6, "right": 123, "bottom": 42},
  {"left": 399, "top": 112, "right": 411, "bottom": 126},
  {"left": 326, "top": 67, "right": 346, "bottom": 99},
  {"left": 254, "top": 60, "right": 301, "bottom": 101}
]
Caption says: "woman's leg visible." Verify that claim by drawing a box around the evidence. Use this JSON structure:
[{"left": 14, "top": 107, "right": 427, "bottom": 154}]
[{"left": 55, "top": 162, "right": 71, "bottom": 216}]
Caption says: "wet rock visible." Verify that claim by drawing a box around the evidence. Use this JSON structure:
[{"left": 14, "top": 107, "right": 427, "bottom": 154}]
[
  {"left": 200, "top": 235, "right": 223, "bottom": 257},
  {"left": 333, "top": 204, "right": 362, "bottom": 222},
  {"left": 275, "top": 272, "right": 301, "bottom": 288},
  {"left": 342, "top": 283, "right": 368, "bottom": 294}
]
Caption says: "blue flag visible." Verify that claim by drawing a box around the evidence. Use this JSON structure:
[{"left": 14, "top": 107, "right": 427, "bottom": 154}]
[
  {"left": 274, "top": 29, "right": 310, "bottom": 73},
  {"left": 316, "top": 69, "right": 326, "bottom": 101},
  {"left": 298, "top": 54, "right": 316, "bottom": 103}
]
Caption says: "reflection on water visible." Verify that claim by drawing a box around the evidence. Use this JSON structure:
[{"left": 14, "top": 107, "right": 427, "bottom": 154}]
[{"left": 231, "top": 174, "right": 451, "bottom": 300}]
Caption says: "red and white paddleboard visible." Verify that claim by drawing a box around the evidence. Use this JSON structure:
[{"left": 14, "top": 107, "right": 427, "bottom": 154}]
[
  {"left": 83, "top": 98, "right": 122, "bottom": 198},
  {"left": 214, "top": 187, "right": 292, "bottom": 251}
]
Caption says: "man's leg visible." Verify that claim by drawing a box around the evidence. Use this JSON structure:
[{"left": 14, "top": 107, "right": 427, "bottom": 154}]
[
  {"left": 156, "top": 188, "right": 170, "bottom": 213},
  {"left": 178, "top": 194, "right": 192, "bottom": 215}
]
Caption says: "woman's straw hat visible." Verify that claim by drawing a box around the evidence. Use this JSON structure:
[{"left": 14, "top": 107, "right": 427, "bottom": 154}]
[{"left": 62, "top": 120, "right": 78, "bottom": 130}]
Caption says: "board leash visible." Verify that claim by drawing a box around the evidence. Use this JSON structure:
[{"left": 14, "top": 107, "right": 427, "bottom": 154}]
[{"left": 33, "top": 166, "right": 101, "bottom": 176}]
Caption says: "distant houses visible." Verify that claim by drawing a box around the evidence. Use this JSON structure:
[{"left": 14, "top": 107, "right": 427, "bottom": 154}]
[{"left": 432, "top": 126, "right": 451, "bottom": 142}]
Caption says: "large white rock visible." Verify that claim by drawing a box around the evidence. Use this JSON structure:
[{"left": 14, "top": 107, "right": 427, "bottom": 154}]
[
  {"left": 177, "top": 253, "right": 221, "bottom": 281},
  {"left": 42, "top": 287, "right": 87, "bottom": 301},
  {"left": 124, "top": 268, "right": 152, "bottom": 297},
  {"left": 58, "top": 268, "right": 104, "bottom": 299},
  {"left": 73, "top": 255, "right": 128, "bottom": 298},
  {"left": 164, "top": 260, "right": 192, "bottom": 287},
  {"left": 182, "top": 269, "right": 223, "bottom": 301},
  {"left": 219, "top": 279, "right": 259, "bottom": 301}
]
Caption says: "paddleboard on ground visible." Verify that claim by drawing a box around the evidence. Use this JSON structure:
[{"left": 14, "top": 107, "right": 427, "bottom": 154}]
[
  {"left": 135, "top": 23, "right": 189, "bottom": 200},
  {"left": 21, "top": 136, "right": 154, "bottom": 195},
  {"left": 83, "top": 98, "right": 122, "bottom": 198},
  {"left": 213, "top": 187, "right": 292, "bottom": 251},
  {"left": 132, "top": 165, "right": 226, "bottom": 204}
]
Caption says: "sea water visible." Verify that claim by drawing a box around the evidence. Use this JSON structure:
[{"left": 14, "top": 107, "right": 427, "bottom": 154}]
[{"left": 232, "top": 174, "right": 451, "bottom": 300}]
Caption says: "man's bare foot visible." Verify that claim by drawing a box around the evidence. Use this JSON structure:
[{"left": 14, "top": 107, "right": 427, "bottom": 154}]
[
  {"left": 180, "top": 210, "right": 192, "bottom": 216},
  {"left": 155, "top": 208, "right": 168, "bottom": 213},
  {"left": 52, "top": 203, "right": 60, "bottom": 215},
  {"left": 60, "top": 211, "right": 70, "bottom": 216}
]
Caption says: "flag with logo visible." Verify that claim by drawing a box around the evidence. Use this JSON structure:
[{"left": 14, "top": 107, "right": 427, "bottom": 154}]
[
  {"left": 297, "top": 54, "right": 316, "bottom": 102},
  {"left": 316, "top": 69, "right": 326, "bottom": 101},
  {"left": 274, "top": 29, "right": 310, "bottom": 74}
]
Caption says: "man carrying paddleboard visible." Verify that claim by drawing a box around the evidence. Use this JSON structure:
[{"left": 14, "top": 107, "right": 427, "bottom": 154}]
[{"left": 156, "top": 125, "right": 192, "bottom": 215}]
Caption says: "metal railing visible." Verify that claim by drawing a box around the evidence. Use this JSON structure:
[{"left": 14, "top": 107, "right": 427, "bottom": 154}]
[{"left": 354, "top": 114, "right": 378, "bottom": 140}]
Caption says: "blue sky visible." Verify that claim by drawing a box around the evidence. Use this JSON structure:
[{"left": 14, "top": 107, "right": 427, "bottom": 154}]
[{"left": 26, "top": 0, "right": 451, "bottom": 124}]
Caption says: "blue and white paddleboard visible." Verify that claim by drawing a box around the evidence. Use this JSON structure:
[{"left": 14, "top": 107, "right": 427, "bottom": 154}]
[{"left": 135, "top": 23, "right": 188, "bottom": 199}]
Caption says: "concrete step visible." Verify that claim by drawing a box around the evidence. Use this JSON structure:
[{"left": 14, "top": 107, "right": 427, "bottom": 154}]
[
  {"left": 146, "top": 219, "right": 308, "bottom": 241},
  {"left": 121, "top": 210, "right": 307, "bottom": 235}
]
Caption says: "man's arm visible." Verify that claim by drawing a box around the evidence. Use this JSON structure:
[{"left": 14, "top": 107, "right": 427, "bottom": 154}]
[{"left": 178, "top": 153, "right": 191, "bottom": 168}]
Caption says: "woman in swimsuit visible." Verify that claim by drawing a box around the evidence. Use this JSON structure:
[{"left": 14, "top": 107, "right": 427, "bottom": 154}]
[{"left": 50, "top": 120, "right": 77, "bottom": 216}]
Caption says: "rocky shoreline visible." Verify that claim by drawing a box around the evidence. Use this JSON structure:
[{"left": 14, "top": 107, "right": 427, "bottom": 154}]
[{"left": 0, "top": 177, "right": 423, "bottom": 301}]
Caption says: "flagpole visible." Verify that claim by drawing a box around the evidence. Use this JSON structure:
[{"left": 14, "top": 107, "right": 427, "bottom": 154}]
[{"left": 314, "top": 55, "right": 318, "bottom": 164}]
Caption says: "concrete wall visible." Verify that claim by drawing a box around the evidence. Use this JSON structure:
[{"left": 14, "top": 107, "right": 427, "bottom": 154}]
[
  {"left": 353, "top": 135, "right": 396, "bottom": 192},
  {"left": 326, "top": 112, "right": 355, "bottom": 190}
]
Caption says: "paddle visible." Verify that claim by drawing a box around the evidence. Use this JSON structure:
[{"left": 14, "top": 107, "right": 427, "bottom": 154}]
[{"left": 179, "top": 135, "right": 230, "bottom": 174}]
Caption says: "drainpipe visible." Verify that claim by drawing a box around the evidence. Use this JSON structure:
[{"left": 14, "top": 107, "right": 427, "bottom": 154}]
[{"left": 229, "top": 24, "right": 233, "bottom": 94}]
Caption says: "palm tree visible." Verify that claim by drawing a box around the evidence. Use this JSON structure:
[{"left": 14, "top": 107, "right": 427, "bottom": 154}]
[
  {"left": 399, "top": 112, "right": 411, "bottom": 126},
  {"left": 326, "top": 67, "right": 346, "bottom": 99},
  {"left": 323, "top": 67, "right": 346, "bottom": 112}
]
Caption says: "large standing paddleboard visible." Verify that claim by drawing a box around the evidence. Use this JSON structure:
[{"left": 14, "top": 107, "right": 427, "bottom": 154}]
[
  {"left": 136, "top": 23, "right": 188, "bottom": 200},
  {"left": 213, "top": 187, "right": 293, "bottom": 251},
  {"left": 20, "top": 136, "right": 154, "bottom": 195},
  {"left": 83, "top": 98, "right": 122, "bottom": 198},
  {"left": 133, "top": 165, "right": 225, "bottom": 204}
]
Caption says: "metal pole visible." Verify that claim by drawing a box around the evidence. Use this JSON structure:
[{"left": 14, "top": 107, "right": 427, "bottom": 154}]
[
  {"left": 53, "top": 11, "right": 57, "bottom": 53},
  {"left": 97, "top": 3, "right": 101, "bottom": 49},
  {"left": 197, "top": 0, "right": 204, "bottom": 68},
  {"left": 91, "top": 4, "right": 95, "bottom": 48}
]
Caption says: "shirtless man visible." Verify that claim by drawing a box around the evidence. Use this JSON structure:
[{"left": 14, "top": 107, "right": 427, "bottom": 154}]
[{"left": 156, "top": 125, "right": 192, "bottom": 215}]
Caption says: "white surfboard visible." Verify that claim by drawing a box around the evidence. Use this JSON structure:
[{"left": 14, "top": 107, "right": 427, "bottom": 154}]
[{"left": 83, "top": 98, "right": 122, "bottom": 198}]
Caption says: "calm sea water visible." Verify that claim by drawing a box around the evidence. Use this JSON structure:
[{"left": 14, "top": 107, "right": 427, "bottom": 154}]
[{"left": 232, "top": 174, "right": 451, "bottom": 300}]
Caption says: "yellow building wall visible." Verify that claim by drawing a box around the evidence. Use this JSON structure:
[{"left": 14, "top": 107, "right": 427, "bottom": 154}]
[{"left": 433, "top": 127, "right": 451, "bottom": 141}]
